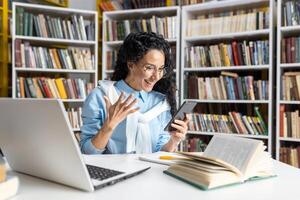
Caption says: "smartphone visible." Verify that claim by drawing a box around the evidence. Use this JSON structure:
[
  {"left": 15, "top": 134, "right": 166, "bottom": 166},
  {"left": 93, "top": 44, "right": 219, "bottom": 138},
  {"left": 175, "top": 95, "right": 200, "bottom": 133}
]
[{"left": 164, "top": 101, "right": 197, "bottom": 131}]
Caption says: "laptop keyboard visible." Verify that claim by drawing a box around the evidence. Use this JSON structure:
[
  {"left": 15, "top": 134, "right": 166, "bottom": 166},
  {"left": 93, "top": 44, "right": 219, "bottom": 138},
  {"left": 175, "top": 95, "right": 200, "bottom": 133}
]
[{"left": 86, "top": 165, "right": 124, "bottom": 181}]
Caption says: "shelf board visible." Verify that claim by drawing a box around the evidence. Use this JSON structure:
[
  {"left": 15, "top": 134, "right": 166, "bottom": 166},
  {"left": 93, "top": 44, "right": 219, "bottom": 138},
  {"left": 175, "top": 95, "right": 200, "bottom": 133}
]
[
  {"left": 184, "top": 29, "right": 269, "bottom": 42},
  {"left": 14, "top": 35, "right": 96, "bottom": 46},
  {"left": 187, "top": 131, "right": 269, "bottom": 139},
  {"left": 62, "top": 99, "right": 85, "bottom": 102},
  {"left": 103, "top": 6, "right": 179, "bottom": 18},
  {"left": 183, "top": 65, "right": 269, "bottom": 72},
  {"left": 280, "top": 63, "right": 300, "bottom": 68},
  {"left": 15, "top": 68, "right": 96, "bottom": 74},
  {"left": 184, "top": 99, "right": 269, "bottom": 104},
  {"left": 279, "top": 137, "right": 300, "bottom": 142},
  {"left": 105, "top": 38, "right": 177, "bottom": 46},
  {"left": 279, "top": 100, "right": 300, "bottom": 105},
  {"left": 281, "top": 25, "right": 300, "bottom": 34}
]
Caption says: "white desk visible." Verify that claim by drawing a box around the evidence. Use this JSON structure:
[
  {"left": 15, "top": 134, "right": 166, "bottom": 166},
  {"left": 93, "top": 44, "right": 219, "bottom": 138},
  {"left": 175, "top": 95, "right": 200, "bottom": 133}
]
[{"left": 9, "top": 154, "right": 300, "bottom": 200}]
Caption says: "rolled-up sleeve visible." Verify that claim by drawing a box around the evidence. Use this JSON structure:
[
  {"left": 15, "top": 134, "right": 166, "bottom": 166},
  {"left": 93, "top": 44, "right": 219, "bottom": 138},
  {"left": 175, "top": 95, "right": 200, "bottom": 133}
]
[
  {"left": 155, "top": 110, "right": 172, "bottom": 152},
  {"left": 80, "top": 88, "right": 106, "bottom": 154}
]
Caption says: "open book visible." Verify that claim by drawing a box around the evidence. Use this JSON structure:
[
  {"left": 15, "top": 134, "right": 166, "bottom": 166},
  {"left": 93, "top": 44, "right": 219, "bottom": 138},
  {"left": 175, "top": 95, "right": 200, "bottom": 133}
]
[{"left": 164, "top": 135, "right": 275, "bottom": 190}]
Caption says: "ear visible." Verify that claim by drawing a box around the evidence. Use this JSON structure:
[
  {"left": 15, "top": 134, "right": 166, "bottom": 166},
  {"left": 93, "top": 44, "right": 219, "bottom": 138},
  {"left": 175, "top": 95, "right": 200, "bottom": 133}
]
[{"left": 127, "top": 62, "right": 134, "bottom": 70}]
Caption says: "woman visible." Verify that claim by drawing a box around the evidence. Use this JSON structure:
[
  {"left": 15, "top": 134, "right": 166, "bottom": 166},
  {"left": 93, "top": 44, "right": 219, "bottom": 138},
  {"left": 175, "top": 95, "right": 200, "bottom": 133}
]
[{"left": 80, "top": 32, "right": 188, "bottom": 154}]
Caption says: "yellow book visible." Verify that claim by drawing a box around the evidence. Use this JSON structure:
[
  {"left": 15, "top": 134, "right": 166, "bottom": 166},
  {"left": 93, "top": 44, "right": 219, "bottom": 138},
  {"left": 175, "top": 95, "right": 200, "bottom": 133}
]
[
  {"left": 55, "top": 78, "right": 68, "bottom": 99},
  {"left": 0, "top": 156, "right": 6, "bottom": 182},
  {"left": 164, "top": 135, "right": 275, "bottom": 190}
]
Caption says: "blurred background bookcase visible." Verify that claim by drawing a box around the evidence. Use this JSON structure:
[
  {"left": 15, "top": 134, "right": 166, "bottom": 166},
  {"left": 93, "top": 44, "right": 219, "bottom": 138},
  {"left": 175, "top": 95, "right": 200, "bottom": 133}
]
[
  {"left": 180, "top": 0, "right": 275, "bottom": 153},
  {"left": 101, "top": 6, "right": 181, "bottom": 103},
  {"left": 276, "top": 0, "right": 300, "bottom": 168},
  {"left": 12, "top": 2, "right": 98, "bottom": 140},
  {"left": 0, "top": 0, "right": 69, "bottom": 98}
]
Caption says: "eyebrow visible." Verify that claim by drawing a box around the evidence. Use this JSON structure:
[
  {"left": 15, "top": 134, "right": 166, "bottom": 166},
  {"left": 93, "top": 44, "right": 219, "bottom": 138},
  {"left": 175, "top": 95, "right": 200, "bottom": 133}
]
[{"left": 144, "top": 63, "right": 165, "bottom": 68}]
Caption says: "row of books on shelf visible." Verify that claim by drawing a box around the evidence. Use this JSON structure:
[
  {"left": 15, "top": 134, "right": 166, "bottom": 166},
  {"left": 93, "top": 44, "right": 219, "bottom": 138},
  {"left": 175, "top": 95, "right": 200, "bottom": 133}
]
[
  {"left": 186, "top": 108, "right": 267, "bottom": 135},
  {"left": 105, "top": 15, "right": 177, "bottom": 41},
  {"left": 67, "top": 107, "right": 83, "bottom": 129},
  {"left": 281, "top": 72, "right": 300, "bottom": 101},
  {"left": 186, "top": 7, "right": 269, "bottom": 36},
  {"left": 16, "top": 7, "right": 95, "bottom": 40},
  {"left": 15, "top": 40, "right": 95, "bottom": 70},
  {"left": 186, "top": 73, "right": 269, "bottom": 100},
  {"left": 185, "top": 40, "right": 269, "bottom": 68},
  {"left": 280, "top": 146, "right": 300, "bottom": 168},
  {"left": 16, "top": 77, "right": 94, "bottom": 99},
  {"left": 106, "top": 50, "right": 118, "bottom": 70},
  {"left": 281, "top": 37, "right": 300, "bottom": 64},
  {"left": 280, "top": 106, "right": 300, "bottom": 139},
  {"left": 99, "top": 0, "right": 178, "bottom": 11},
  {"left": 181, "top": 137, "right": 208, "bottom": 152},
  {"left": 282, "top": 0, "right": 300, "bottom": 27}
]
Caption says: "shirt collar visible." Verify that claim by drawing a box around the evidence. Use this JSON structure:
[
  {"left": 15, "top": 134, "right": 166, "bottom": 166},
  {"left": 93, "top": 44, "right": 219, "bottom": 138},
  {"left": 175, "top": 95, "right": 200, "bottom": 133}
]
[{"left": 115, "top": 80, "right": 147, "bottom": 102}]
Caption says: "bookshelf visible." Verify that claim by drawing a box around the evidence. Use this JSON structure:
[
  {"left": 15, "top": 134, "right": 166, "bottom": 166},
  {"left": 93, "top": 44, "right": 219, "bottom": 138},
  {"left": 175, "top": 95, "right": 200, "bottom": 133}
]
[
  {"left": 102, "top": 6, "right": 180, "bottom": 101},
  {"left": 12, "top": 2, "right": 98, "bottom": 134},
  {"left": 276, "top": 0, "right": 300, "bottom": 168},
  {"left": 0, "top": 0, "right": 12, "bottom": 97},
  {"left": 181, "top": 0, "right": 274, "bottom": 153}
]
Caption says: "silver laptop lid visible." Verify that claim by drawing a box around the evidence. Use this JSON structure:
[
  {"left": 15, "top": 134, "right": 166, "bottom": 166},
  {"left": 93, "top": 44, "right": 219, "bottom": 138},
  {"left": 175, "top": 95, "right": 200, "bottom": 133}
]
[{"left": 0, "top": 98, "right": 94, "bottom": 192}]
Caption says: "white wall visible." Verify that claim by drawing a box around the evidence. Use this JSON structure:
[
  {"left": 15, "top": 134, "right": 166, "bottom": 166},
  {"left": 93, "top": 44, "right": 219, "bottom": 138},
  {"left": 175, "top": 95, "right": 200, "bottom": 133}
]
[{"left": 69, "top": 0, "right": 96, "bottom": 11}]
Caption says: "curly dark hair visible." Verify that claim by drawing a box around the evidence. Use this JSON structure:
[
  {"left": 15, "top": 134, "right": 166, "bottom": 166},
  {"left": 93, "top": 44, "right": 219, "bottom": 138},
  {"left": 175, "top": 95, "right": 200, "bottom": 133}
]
[{"left": 111, "top": 32, "right": 177, "bottom": 116}]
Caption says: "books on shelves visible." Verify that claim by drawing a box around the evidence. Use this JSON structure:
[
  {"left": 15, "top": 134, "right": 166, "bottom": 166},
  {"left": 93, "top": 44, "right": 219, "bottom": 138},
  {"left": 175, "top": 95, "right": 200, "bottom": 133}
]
[
  {"left": 67, "top": 107, "right": 83, "bottom": 129},
  {"left": 279, "top": 105, "right": 300, "bottom": 138},
  {"left": 185, "top": 40, "right": 269, "bottom": 68},
  {"left": 105, "top": 15, "right": 177, "bottom": 41},
  {"left": 164, "top": 135, "right": 275, "bottom": 190},
  {"left": 0, "top": 175, "right": 19, "bottom": 200},
  {"left": 280, "top": 146, "right": 300, "bottom": 168},
  {"left": 16, "top": 77, "right": 94, "bottom": 99},
  {"left": 186, "top": 7, "right": 269, "bottom": 36},
  {"left": 185, "top": 73, "right": 269, "bottom": 100},
  {"left": 187, "top": 106, "right": 267, "bottom": 135},
  {"left": 16, "top": 7, "right": 95, "bottom": 40},
  {"left": 281, "top": 37, "right": 300, "bottom": 64},
  {"left": 281, "top": 72, "right": 300, "bottom": 100},
  {"left": 15, "top": 39, "right": 95, "bottom": 70},
  {"left": 181, "top": 137, "right": 208, "bottom": 152},
  {"left": 282, "top": 0, "right": 300, "bottom": 26}
]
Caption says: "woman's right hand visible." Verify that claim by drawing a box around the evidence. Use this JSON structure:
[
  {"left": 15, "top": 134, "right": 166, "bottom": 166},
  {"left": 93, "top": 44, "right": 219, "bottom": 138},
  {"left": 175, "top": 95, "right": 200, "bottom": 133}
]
[{"left": 103, "top": 92, "right": 139, "bottom": 131}]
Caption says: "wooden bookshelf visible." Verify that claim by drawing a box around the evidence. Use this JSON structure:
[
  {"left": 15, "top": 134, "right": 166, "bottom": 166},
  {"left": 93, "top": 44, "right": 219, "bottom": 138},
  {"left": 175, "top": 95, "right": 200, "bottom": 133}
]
[
  {"left": 0, "top": 0, "right": 11, "bottom": 97},
  {"left": 276, "top": 0, "right": 300, "bottom": 168},
  {"left": 181, "top": 0, "right": 275, "bottom": 153},
  {"left": 12, "top": 2, "right": 98, "bottom": 133}
]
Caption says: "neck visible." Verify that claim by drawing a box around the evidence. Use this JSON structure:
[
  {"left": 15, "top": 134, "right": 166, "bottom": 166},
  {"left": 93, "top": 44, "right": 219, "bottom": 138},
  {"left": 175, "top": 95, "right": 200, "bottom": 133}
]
[{"left": 124, "top": 77, "right": 141, "bottom": 91}]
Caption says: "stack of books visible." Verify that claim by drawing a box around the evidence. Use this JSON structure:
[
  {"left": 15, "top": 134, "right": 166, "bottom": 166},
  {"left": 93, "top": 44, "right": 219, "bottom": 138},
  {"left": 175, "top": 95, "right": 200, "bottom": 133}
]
[{"left": 0, "top": 156, "right": 19, "bottom": 199}]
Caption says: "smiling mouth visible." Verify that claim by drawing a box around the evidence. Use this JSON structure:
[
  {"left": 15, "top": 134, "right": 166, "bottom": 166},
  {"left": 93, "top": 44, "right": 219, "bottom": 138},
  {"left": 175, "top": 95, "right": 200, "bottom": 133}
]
[{"left": 145, "top": 80, "right": 154, "bottom": 86}]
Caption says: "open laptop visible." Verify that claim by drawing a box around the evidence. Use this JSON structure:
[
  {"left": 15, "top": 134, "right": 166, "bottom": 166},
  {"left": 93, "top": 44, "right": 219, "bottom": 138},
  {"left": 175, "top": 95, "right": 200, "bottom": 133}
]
[{"left": 0, "top": 98, "right": 150, "bottom": 192}]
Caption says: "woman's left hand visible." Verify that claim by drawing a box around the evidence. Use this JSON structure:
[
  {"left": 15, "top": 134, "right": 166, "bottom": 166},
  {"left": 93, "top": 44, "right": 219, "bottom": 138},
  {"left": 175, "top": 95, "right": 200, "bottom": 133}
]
[{"left": 169, "top": 118, "right": 189, "bottom": 144}]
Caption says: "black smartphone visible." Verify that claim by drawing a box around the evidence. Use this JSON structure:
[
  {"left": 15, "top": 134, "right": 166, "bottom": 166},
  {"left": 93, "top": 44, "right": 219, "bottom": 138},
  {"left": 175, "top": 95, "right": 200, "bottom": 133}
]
[{"left": 164, "top": 101, "right": 197, "bottom": 131}]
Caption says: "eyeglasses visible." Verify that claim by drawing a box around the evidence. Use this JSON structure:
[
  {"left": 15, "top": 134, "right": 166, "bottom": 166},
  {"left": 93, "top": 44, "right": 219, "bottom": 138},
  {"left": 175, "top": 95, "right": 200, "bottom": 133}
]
[{"left": 142, "top": 64, "right": 168, "bottom": 77}]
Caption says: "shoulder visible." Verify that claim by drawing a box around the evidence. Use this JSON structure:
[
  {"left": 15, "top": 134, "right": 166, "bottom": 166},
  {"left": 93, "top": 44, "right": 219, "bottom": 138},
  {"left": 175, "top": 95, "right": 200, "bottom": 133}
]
[
  {"left": 147, "top": 90, "right": 168, "bottom": 106},
  {"left": 83, "top": 87, "right": 105, "bottom": 109}
]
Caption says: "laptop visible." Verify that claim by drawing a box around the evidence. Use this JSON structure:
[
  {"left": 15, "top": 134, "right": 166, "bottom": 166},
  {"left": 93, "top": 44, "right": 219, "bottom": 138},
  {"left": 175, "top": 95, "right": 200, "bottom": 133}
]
[{"left": 0, "top": 98, "right": 150, "bottom": 192}]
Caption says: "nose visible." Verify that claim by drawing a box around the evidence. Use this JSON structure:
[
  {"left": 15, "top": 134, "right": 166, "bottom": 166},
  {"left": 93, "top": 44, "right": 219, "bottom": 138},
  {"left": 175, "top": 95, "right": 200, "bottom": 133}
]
[{"left": 150, "top": 69, "right": 161, "bottom": 80}]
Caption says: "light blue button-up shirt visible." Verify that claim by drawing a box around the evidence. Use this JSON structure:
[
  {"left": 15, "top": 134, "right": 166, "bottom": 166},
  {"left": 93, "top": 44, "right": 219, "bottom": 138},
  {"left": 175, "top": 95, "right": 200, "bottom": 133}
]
[{"left": 80, "top": 80, "right": 172, "bottom": 154}]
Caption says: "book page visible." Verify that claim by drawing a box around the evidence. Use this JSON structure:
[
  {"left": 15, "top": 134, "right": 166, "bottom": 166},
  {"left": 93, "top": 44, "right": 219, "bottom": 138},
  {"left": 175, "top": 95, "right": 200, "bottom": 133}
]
[{"left": 203, "top": 135, "right": 263, "bottom": 175}]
